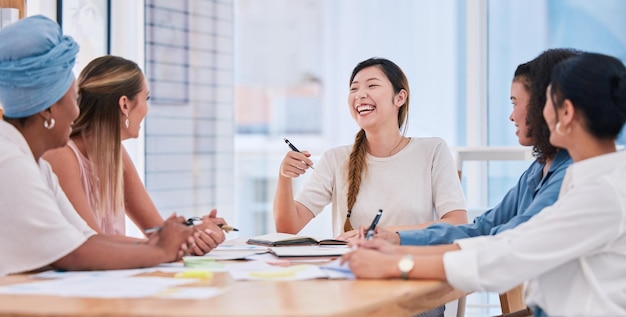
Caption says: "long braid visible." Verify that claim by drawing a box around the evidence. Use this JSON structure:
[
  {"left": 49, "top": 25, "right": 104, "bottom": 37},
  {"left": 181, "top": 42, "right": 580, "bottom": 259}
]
[
  {"left": 343, "top": 57, "right": 410, "bottom": 232},
  {"left": 344, "top": 129, "right": 368, "bottom": 232}
]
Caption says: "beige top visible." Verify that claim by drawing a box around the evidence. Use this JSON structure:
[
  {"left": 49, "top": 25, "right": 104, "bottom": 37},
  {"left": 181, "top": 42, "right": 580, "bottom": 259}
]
[
  {"left": 296, "top": 137, "right": 466, "bottom": 236},
  {"left": 67, "top": 140, "right": 125, "bottom": 235}
]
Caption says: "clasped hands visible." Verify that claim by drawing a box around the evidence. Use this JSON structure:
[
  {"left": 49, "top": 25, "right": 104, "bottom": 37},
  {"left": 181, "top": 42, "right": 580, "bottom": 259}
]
[{"left": 145, "top": 209, "right": 227, "bottom": 259}]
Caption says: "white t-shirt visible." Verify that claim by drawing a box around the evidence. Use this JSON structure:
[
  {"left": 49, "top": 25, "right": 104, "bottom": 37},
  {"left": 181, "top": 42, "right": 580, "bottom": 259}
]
[
  {"left": 0, "top": 121, "right": 96, "bottom": 276},
  {"left": 296, "top": 137, "right": 466, "bottom": 236},
  {"left": 445, "top": 150, "right": 626, "bottom": 316}
]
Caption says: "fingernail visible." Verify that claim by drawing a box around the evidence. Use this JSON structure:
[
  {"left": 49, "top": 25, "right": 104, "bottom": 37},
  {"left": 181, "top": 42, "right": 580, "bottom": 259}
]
[{"left": 204, "top": 229, "right": 212, "bottom": 234}]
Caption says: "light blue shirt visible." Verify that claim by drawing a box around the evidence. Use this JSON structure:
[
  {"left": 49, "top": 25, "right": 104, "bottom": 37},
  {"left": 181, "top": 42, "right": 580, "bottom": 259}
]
[{"left": 398, "top": 150, "right": 572, "bottom": 245}]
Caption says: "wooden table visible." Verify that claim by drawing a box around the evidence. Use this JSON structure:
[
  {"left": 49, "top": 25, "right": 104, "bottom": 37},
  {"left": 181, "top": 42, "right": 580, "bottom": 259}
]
[{"left": 0, "top": 270, "right": 464, "bottom": 317}]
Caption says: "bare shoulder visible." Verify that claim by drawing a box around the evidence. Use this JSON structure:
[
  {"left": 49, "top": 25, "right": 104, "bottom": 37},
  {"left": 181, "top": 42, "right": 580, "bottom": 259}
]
[{"left": 42, "top": 144, "right": 80, "bottom": 172}]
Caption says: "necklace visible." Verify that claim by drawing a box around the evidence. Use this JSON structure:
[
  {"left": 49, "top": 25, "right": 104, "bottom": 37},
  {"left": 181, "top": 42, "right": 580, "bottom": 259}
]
[{"left": 387, "top": 137, "right": 407, "bottom": 156}]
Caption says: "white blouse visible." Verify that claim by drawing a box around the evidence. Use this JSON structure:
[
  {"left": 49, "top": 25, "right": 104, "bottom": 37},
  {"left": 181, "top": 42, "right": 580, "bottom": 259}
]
[
  {"left": 0, "top": 121, "right": 95, "bottom": 276},
  {"left": 444, "top": 150, "right": 626, "bottom": 316}
]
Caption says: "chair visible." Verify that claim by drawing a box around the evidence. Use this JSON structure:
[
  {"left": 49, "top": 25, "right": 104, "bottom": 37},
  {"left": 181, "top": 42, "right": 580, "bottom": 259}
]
[
  {"left": 453, "top": 146, "right": 534, "bottom": 317},
  {"left": 0, "top": 0, "right": 26, "bottom": 19}
]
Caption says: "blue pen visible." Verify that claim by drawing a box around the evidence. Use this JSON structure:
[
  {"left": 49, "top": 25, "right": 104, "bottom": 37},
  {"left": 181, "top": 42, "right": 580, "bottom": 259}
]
[
  {"left": 365, "top": 209, "right": 383, "bottom": 240},
  {"left": 283, "top": 138, "right": 314, "bottom": 169}
]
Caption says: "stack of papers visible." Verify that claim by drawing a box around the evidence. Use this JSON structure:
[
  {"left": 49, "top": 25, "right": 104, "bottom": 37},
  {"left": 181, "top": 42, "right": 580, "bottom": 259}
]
[{"left": 269, "top": 245, "right": 351, "bottom": 258}]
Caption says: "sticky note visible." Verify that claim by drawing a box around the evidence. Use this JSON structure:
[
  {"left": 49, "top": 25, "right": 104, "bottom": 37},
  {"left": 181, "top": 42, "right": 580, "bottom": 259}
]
[
  {"left": 174, "top": 270, "right": 214, "bottom": 279},
  {"left": 183, "top": 257, "right": 224, "bottom": 270}
]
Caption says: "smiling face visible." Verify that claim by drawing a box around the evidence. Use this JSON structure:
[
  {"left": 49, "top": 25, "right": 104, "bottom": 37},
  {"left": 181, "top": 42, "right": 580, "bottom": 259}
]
[
  {"left": 348, "top": 66, "right": 404, "bottom": 132},
  {"left": 509, "top": 80, "right": 533, "bottom": 146}
]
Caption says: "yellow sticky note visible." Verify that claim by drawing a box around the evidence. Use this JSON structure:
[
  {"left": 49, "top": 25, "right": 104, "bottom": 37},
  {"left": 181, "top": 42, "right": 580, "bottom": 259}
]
[
  {"left": 174, "top": 270, "right": 214, "bottom": 279},
  {"left": 183, "top": 257, "right": 224, "bottom": 270}
]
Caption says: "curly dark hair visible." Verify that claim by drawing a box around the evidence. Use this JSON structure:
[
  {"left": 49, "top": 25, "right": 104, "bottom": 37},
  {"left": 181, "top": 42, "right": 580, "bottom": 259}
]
[{"left": 513, "top": 48, "right": 581, "bottom": 162}]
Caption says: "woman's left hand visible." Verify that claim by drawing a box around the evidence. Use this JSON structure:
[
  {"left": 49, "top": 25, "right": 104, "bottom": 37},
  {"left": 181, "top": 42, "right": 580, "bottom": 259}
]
[
  {"left": 189, "top": 210, "right": 226, "bottom": 255},
  {"left": 336, "top": 229, "right": 360, "bottom": 241}
]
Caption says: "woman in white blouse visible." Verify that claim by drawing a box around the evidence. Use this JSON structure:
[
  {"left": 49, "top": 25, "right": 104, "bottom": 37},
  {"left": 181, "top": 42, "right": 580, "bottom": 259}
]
[{"left": 342, "top": 52, "right": 626, "bottom": 316}]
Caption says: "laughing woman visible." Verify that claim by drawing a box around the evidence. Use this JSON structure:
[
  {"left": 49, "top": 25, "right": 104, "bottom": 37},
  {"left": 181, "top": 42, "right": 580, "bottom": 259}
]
[{"left": 273, "top": 58, "right": 467, "bottom": 240}]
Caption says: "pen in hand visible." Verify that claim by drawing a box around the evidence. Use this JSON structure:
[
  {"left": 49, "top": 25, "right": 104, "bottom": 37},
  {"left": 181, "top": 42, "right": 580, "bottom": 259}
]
[
  {"left": 218, "top": 224, "right": 239, "bottom": 233},
  {"left": 144, "top": 218, "right": 239, "bottom": 234},
  {"left": 283, "top": 138, "right": 314, "bottom": 169},
  {"left": 365, "top": 209, "right": 383, "bottom": 241}
]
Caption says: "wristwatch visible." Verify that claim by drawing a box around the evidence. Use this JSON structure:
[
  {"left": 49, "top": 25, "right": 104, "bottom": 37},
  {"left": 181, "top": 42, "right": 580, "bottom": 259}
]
[{"left": 397, "top": 254, "right": 414, "bottom": 280}]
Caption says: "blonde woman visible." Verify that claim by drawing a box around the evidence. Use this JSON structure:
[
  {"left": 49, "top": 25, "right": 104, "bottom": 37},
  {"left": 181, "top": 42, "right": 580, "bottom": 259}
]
[
  {"left": 43, "top": 56, "right": 225, "bottom": 255},
  {"left": 274, "top": 58, "right": 467, "bottom": 239}
]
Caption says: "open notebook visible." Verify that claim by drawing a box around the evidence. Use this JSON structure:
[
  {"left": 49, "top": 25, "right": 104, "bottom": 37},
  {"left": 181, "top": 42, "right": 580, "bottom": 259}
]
[{"left": 246, "top": 233, "right": 347, "bottom": 247}]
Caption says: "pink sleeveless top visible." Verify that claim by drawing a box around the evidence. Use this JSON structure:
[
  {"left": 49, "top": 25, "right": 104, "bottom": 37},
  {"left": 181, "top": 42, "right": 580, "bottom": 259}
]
[{"left": 67, "top": 140, "right": 126, "bottom": 235}]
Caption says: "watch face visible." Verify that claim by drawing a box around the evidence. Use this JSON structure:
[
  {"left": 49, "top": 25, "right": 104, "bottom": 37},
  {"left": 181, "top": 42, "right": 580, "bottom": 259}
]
[{"left": 399, "top": 255, "right": 414, "bottom": 273}]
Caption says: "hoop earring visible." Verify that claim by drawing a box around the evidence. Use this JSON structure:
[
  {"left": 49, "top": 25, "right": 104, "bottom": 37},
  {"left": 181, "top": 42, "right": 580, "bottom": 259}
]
[
  {"left": 125, "top": 115, "right": 130, "bottom": 129},
  {"left": 44, "top": 118, "right": 55, "bottom": 130}
]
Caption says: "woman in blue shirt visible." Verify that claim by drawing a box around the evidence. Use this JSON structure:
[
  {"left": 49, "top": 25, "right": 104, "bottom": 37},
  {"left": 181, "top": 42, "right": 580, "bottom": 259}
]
[{"left": 374, "top": 49, "right": 580, "bottom": 246}]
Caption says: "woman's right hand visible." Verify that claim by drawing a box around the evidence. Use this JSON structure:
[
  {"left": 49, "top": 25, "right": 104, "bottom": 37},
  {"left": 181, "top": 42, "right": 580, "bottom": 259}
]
[
  {"left": 279, "top": 151, "right": 314, "bottom": 178},
  {"left": 353, "top": 238, "right": 400, "bottom": 255}
]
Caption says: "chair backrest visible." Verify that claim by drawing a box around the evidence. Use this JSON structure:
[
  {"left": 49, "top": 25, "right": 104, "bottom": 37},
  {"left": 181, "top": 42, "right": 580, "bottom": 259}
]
[
  {"left": 452, "top": 146, "right": 534, "bottom": 316},
  {"left": 0, "top": 0, "right": 26, "bottom": 19}
]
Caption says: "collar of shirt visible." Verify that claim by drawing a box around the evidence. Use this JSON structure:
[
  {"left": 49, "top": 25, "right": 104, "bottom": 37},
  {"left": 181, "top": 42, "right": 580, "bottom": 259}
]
[
  {"left": 527, "top": 149, "right": 572, "bottom": 194},
  {"left": 0, "top": 120, "right": 34, "bottom": 162},
  {"left": 564, "top": 150, "right": 626, "bottom": 191}
]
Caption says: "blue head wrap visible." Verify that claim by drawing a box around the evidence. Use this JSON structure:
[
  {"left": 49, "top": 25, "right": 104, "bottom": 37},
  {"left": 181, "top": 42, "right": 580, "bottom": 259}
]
[{"left": 0, "top": 15, "right": 79, "bottom": 118}]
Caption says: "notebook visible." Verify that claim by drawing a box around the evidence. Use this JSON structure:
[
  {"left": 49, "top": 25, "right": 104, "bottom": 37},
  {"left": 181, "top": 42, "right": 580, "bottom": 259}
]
[{"left": 246, "top": 233, "right": 348, "bottom": 247}]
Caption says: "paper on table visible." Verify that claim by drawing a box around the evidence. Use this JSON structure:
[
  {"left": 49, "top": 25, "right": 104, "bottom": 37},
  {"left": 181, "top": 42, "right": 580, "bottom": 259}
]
[
  {"left": 215, "top": 244, "right": 270, "bottom": 251},
  {"left": 33, "top": 267, "right": 162, "bottom": 279},
  {"left": 0, "top": 276, "right": 196, "bottom": 298},
  {"left": 33, "top": 264, "right": 194, "bottom": 279},
  {"left": 320, "top": 258, "right": 356, "bottom": 279},
  {"left": 269, "top": 245, "right": 351, "bottom": 258},
  {"left": 225, "top": 260, "right": 328, "bottom": 281},
  {"left": 197, "top": 250, "right": 269, "bottom": 261}
]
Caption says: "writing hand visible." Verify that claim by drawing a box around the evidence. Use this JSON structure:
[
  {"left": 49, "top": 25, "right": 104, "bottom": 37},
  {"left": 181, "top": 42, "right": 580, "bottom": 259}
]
[
  {"left": 341, "top": 248, "right": 401, "bottom": 279},
  {"left": 353, "top": 238, "right": 399, "bottom": 255},
  {"left": 336, "top": 228, "right": 360, "bottom": 242}
]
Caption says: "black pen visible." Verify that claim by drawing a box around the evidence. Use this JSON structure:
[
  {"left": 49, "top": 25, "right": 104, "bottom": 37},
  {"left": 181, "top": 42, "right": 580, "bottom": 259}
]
[
  {"left": 283, "top": 138, "right": 314, "bottom": 169},
  {"left": 144, "top": 218, "right": 239, "bottom": 234},
  {"left": 365, "top": 209, "right": 383, "bottom": 240},
  {"left": 144, "top": 217, "right": 198, "bottom": 234}
]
